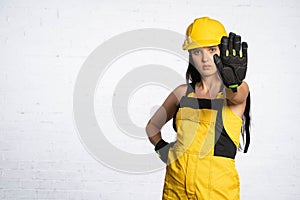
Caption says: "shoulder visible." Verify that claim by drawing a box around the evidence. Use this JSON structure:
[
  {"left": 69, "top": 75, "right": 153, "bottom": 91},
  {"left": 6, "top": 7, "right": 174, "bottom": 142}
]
[
  {"left": 172, "top": 84, "right": 189, "bottom": 101},
  {"left": 162, "top": 84, "right": 188, "bottom": 108}
]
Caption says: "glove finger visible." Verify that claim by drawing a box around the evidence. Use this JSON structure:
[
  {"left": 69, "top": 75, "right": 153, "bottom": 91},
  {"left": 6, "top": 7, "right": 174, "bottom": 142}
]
[
  {"left": 220, "top": 36, "right": 228, "bottom": 56},
  {"left": 234, "top": 35, "right": 241, "bottom": 57},
  {"left": 228, "top": 32, "right": 236, "bottom": 55},
  {"left": 213, "top": 54, "right": 223, "bottom": 74},
  {"left": 242, "top": 42, "right": 248, "bottom": 58}
]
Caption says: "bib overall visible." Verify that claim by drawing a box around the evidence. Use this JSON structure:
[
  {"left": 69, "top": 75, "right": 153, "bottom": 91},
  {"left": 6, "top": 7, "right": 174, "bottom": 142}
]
[{"left": 162, "top": 85, "right": 242, "bottom": 200}]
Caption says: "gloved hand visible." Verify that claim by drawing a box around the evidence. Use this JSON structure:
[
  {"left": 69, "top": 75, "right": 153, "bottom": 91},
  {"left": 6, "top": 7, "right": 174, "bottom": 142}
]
[
  {"left": 155, "top": 139, "right": 175, "bottom": 164},
  {"left": 213, "top": 32, "right": 248, "bottom": 92}
]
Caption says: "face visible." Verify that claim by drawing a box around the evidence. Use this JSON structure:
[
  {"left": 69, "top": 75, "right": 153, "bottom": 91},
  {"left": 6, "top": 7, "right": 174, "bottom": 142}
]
[{"left": 190, "top": 46, "right": 220, "bottom": 78}]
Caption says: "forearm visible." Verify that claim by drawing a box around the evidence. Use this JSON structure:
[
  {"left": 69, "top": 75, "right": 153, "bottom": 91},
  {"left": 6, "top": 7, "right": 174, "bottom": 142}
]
[
  {"left": 146, "top": 121, "right": 172, "bottom": 164},
  {"left": 148, "top": 132, "right": 162, "bottom": 146},
  {"left": 145, "top": 87, "right": 183, "bottom": 146},
  {"left": 225, "top": 81, "right": 249, "bottom": 104},
  {"left": 146, "top": 120, "right": 163, "bottom": 146}
]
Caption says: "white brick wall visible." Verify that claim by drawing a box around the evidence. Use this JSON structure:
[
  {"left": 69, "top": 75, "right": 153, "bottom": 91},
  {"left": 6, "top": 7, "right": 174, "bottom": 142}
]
[{"left": 0, "top": 0, "right": 299, "bottom": 199}]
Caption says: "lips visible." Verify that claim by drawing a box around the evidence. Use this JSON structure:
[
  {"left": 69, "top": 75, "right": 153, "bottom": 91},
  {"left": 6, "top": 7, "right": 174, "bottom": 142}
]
[{"left": 203, "top": 65, "right": 211, "bottom": 69}]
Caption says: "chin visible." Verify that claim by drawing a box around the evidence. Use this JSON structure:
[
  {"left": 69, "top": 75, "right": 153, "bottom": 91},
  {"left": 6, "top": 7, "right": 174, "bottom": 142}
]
[{"left": 200, "top": 71, "right": 218, "bottom": 77}]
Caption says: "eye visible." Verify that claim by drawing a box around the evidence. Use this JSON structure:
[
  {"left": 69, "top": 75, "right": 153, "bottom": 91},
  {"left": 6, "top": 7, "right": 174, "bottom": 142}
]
[
  {"left": 209, "top": 47, "right": 217, "bottom": 53},
  {"left": 192, "top": 50, "right": 200, "bottom": 55}
]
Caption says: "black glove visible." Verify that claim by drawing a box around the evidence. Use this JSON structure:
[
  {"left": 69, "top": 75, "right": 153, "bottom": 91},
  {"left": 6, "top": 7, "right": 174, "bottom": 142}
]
[
  {"left": 213, "top": 32, "right": 248, "bottom": 92},
  {"left": 155, "top": 139, "right": 175, "bottom": 164}
]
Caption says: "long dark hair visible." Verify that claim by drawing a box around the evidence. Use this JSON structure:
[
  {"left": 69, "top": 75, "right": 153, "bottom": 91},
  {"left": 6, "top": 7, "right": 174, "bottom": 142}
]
[
  {"left": 242, "top": 92, "right": 251, "bottom": 153},
  {"left": 186, "top": 53, "right": 201, "bottom": 84},
  {"left": 185, "top": 52, "right": 251, "bottom": 153}
]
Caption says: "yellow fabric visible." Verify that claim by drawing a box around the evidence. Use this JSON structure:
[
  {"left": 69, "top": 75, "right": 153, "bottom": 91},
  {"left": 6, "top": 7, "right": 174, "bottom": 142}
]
[
  {"left": 222, "top": 106, "right": 242, "bottom": 147},
  {"left": 174, "top": 107, "right": 217, "bottom": 157},
  {"left": 162, "top": 91, "right": 242, "bottom": 200}
]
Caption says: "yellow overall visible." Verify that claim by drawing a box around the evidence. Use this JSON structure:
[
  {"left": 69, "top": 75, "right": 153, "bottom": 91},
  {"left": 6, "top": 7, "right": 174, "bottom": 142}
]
[{"left": 162, "top": 85, "right": 242, "bottom": 200}]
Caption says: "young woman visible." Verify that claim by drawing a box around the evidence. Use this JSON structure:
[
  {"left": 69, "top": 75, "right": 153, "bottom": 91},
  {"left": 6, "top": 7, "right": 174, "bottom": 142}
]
[{"left": 146, "top": 17, "right": 251, "bottom": 199}]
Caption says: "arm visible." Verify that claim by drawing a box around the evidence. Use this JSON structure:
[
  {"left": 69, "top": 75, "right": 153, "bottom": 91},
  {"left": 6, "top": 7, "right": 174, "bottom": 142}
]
[
  {"left": 146, "top": 84, "right": 186, "bottom": 145},
  {"left": 225, "top": 81, "right": 249, "bottom": 105}
]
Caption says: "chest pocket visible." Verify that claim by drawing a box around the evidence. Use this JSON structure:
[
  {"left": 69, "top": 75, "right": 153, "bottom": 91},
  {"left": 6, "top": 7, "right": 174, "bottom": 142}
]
[{"left": 173, "top": 96, "right": 224, "bottom": 155}]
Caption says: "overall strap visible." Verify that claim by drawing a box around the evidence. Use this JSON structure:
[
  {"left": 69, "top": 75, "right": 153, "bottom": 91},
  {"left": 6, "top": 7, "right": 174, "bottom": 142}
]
[
  {"left": 185, "top": 82, "right": 196, "bottom": 96},
  {"left": 172, "top": 82, "right": 195, "bottom": 132}
]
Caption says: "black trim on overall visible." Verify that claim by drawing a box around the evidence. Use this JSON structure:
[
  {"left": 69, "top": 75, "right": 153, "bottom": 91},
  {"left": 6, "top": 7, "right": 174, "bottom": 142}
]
[{"left": 172, "top": 83, "right": 237, "bottom": 159}]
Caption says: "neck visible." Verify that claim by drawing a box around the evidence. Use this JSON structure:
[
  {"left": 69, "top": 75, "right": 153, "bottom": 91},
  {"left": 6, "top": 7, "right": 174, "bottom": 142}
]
[
  {"left": 195, "top": 75, "right": 223, "bottom": 99},
  {"left": 200, "top": 75, "right": 222, "bottom": 92}
]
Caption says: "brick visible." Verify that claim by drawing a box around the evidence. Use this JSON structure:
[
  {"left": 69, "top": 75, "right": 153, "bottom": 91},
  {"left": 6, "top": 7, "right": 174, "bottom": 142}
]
[{"left": 3, "top": 189, "right": 37, "bottom": 199}]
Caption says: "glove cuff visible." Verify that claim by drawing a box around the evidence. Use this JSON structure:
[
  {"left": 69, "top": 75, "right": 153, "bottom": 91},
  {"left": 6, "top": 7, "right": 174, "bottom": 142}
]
[
  {"left": 154, "top": 139, "right": 168, "bottom": 151},
  {"left": 229, "top": 84, "right": 239, "bottom": 92}
]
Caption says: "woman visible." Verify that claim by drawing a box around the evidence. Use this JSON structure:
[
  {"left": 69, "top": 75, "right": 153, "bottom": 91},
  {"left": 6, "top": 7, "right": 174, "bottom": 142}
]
[{"left": 146, "top": 17, "right": 251, "bottom": 199}]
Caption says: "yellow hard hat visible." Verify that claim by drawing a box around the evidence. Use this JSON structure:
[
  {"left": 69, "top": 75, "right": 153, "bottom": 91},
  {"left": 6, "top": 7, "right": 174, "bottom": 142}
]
[{"left": 182, "top": 17, "right": 228, "bottom": 50}]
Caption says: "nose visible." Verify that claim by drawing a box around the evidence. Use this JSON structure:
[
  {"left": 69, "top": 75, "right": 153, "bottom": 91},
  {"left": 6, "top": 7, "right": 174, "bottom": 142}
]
[{"left": 202, "top": 51, "right": 209, "bottom": 62}]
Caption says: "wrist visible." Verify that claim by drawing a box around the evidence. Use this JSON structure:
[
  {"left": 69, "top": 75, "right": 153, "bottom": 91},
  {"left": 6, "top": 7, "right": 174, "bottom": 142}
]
[
  {"left": 228, "top": 84, "right": 239, "bottom": 92},
  {"left": 225, "top": 82, "right": 249, "bottom": 104},
  {"left": 154, "top": 139, "right": 168, "bottom": 151}
]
